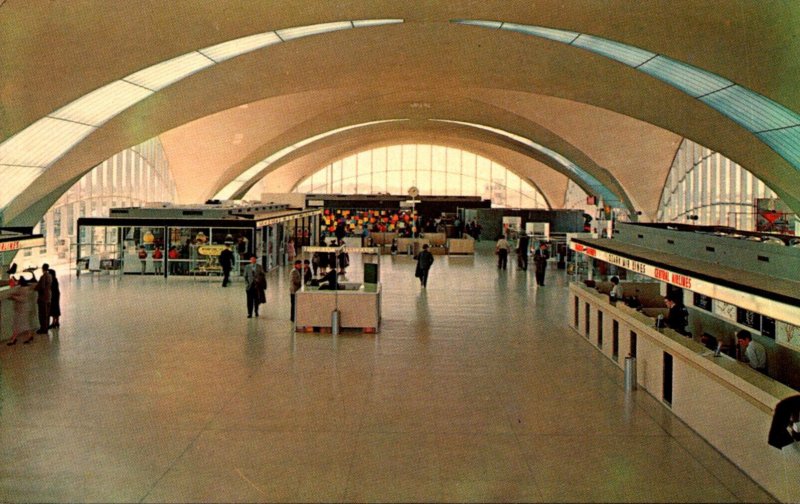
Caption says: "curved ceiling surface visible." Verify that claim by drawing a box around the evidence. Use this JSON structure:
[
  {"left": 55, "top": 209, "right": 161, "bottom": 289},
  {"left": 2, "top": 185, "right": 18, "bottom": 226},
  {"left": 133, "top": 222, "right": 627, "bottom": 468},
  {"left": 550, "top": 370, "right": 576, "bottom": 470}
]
[{"left": 2, "top": 1, "right": 799, "bottom": 225}]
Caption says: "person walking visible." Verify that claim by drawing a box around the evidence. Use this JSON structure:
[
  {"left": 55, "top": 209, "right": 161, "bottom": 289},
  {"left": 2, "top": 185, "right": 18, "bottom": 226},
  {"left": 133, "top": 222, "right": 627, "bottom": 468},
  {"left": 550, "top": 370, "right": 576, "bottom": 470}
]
[
  {"left": 415, "top": 244, "right": 434, "bottom": 288},
  {"left": 289, "top": 260, "right": 302, "bottom": 321},
  {"left": 34, "top": 263, "right": 52, "bottom": 336},
  {"left": 533, "top": 243, "right": 549, "bottom": 286},
  {"left": 244, "top": 256, "right": 265, "bottom": 318},
  {"left": 495, "top": 235, "right": 511, "bottom": 270},
  {"left": 219, "top": 244, "right": 234, "bottom": 287},
  {"left": 48, "top": 268, "right": 61, "bottom": 328},
  {"left": 152, "top": 246, "right": 163, "bottom": 275}
]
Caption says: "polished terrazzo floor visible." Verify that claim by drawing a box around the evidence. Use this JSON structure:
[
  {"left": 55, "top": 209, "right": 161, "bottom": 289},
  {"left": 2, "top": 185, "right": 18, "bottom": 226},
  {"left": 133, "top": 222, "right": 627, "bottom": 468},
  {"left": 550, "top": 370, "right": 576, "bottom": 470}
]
[{"left": 0, "top": 243, "right": 775, "bottom": 503}]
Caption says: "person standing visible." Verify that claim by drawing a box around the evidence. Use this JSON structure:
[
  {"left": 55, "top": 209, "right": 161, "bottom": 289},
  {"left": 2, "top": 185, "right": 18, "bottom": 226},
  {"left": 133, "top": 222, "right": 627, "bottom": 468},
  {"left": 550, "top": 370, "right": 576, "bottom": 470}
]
[
  {"left": 287, "top": 238, "right": 296, "bottom": 264},
  {"left": 289, "top": 260, "right": 302, "bottom": 321},
  {"left": 302, "top": 259, "right": 312, "bottom": 284},
  {"left": 152, "top": 246, "right": 163, "bottom": 275},
  {"left": 517, "top": 233, "right": 530, "bottom": 271},
  {"left": 219, "top": 244, "right": 234, "bottom": 287},
  {"left": 168, "top": 245, "right": 180, "bottom": 275},
  {"left": 244, "top": 256, "right": 265, "bottom": 318},
  {"left": 495, "top": 235, "right": 511, "bottom": 270},
  {"left": 415, "top": 244, "right": 434, "bottom": 288},
  {"left": 533, "top": 243, "right": 549, "bottom": 286},
  {"left": 663, "top": 294, "right": 689, "bottom": 335},
  {"left": 138, "top": 246, "right": 148, "bottom": 274},
  {"left": 34, "top": 263, "right": 52, "bottom": 336},
  {"left": 737, "top": 330, "right": 767, "bottom": 373},
  {"left": 48, "top": 269, "right": 61, "bottom": 328}
]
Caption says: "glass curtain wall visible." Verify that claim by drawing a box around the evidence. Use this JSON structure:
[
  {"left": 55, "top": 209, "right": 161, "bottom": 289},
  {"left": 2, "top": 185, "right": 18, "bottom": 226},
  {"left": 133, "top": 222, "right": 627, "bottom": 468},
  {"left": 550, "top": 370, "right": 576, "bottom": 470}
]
[
  {"left": 292, "top": 144, "right": 547, "bottom": 209},
  {"left": 21, "top": 138, "right": 177, "bottom": 268},
  {"left": 657, "top": 139, "right": 780, "bottom": 230}
]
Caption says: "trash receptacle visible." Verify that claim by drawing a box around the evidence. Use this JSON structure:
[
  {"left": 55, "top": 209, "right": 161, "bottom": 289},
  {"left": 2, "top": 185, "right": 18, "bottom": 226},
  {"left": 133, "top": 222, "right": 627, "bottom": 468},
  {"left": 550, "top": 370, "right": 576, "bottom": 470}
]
[
  {"left": 331, "top": 308, "right": 341, "bottom": 336},
  {"left": 624, "top": 355, "right": 637, "bottom": 392}
]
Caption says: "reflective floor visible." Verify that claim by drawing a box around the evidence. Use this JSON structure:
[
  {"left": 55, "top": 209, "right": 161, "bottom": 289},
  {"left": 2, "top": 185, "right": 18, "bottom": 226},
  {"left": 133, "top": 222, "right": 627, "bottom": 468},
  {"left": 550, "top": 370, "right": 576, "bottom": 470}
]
[{"left": 0, "top": 243, "right": 775, "bottom": 503}]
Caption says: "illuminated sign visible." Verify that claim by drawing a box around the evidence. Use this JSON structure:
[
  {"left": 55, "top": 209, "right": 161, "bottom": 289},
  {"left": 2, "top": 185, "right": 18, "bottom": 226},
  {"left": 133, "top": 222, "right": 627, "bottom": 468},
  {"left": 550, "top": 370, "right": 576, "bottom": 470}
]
[
  {"left": 0, "top": 237, "right": 45, "bottom": 251},
  {"left": 569, "top": 239, "right": 800, "bottom": 327}
]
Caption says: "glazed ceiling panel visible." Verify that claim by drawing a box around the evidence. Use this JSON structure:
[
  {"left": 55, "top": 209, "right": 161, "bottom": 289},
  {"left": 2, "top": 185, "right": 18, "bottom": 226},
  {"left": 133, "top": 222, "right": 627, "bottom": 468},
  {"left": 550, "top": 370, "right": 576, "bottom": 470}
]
[{"left": 2, "top": 1, "right": 800, "bottom": 224}]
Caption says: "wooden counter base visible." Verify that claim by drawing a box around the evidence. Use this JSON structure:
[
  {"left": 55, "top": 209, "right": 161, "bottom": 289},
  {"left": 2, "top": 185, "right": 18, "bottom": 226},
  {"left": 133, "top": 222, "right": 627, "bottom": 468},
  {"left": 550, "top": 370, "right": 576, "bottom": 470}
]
[
  {"left": 570, "top": 282, "right": 800, "bottom": 503},
  {"left": 295, "top": 284, "right": 381, "bottom": 332}
]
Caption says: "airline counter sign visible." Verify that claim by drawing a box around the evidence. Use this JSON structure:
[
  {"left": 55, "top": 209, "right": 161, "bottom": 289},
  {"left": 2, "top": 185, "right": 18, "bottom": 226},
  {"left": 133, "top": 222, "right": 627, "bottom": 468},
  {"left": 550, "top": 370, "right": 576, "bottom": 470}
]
[
  {"left": 571, "top": 242, "right": 690, "bottom": 288},
  {"left": 0, "top": 238, "right": 45, "bottom": 252}
]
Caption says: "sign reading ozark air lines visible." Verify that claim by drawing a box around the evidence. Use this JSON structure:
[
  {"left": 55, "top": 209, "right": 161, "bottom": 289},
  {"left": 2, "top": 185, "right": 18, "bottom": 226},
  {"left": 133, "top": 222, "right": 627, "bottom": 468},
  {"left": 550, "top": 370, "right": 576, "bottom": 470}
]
[{"left": 570, "top": 240, "right": 800, "bottom": 328}]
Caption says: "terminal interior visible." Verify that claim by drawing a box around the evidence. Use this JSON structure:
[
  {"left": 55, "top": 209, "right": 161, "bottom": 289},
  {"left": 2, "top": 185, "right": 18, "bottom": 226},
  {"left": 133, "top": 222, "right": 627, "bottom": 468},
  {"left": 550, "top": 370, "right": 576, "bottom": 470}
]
[{"left": 2, "top": 2, "right": 800, "bottom": 502}]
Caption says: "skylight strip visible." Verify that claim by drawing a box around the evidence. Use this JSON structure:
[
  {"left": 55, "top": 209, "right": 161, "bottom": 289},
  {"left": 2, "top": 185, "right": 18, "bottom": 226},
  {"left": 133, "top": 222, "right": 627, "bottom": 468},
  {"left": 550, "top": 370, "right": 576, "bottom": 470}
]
[
  {"left": 0, "top": 166, "right": 47, "bottom": 208},
  {"left": 0, "top": 117, "right": 95, "bottom": 167},
  {"left": 758, "top": 127, "right": 800, "bottom": 168},
  {"left": 500, "top": 23, "right": 579, "bottom": 44},
  {"left": 352, "top": 19, "right": 403, "bottom": 28},
  {"left": 452, "top": 19, "right": 503, "bottom": 29},
  {"left": 125, "top": 52, "right": 214, "bottom": 91},
  {"left": 199, "top": 32, "right": 283, "bottom": 63},
  {"left": 572, "top": 34, "right": 655, "bottom": 67},
  {"left": 700, "top": 86, "right": 800, "bottom": 132},
  {"left": 49, "top": 80, "right": 153, "bottom": 127},
  {"left": 276, "top": 21, "right": 352, "bottom": 41},
  {"left": 638, "top": 56, "right": 732, "bottom": 97}
]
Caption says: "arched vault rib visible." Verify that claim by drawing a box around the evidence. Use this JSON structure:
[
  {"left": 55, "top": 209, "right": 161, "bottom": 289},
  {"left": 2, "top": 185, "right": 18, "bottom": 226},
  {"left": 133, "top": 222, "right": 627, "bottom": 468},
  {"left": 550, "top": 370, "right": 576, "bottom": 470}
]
[
  {"left": 222, "top": 118, "right": 632, "bottom": 215},
  {"left": 4, "top": 5, "right": 800, "bottom": 223},
  {"left": 205, "top": 94, "right": 637, "bottom": 215}
]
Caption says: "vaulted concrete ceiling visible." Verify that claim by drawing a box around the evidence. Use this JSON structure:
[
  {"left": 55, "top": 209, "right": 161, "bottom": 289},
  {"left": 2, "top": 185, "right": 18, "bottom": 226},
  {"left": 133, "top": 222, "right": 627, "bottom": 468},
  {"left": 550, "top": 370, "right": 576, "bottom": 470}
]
[{"left": 2, "top": 0, "right": 800, "bottom": 226}]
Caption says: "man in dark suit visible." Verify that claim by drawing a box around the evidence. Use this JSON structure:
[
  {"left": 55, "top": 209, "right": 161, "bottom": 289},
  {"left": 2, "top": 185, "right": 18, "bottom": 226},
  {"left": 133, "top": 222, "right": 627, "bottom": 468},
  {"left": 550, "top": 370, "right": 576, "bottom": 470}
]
[{"left": 219, "top": 244, "right": 234, "bottom": 287}]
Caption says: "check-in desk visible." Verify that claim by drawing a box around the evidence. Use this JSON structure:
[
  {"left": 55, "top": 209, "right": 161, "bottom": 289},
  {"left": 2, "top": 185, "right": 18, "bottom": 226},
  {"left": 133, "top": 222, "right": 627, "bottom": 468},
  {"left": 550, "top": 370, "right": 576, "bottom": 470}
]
[
  {"left": 570, "top": 282, "right": 800, "bottom": 502},
  {"left": 0, "top": 286, "right": 37, "bottom": 341},
  {"left": 295, "top": 283, "right": 381, "bottom": 332}
]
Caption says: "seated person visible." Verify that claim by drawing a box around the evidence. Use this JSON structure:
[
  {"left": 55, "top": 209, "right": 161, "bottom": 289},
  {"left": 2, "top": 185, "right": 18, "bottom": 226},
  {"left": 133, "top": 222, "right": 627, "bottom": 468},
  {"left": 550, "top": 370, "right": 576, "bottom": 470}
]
[
  {"left": 700, "top": 333, "right": 718, "bottom": 351},
  {"left": 663, "top": 294, "right": 689, "bottom": 336},
  {"left": 318, "top": 267, "right": 339, "bottom": 290},
  {"left": 737, "top": 330, "right": 767, "bottom": 372}
]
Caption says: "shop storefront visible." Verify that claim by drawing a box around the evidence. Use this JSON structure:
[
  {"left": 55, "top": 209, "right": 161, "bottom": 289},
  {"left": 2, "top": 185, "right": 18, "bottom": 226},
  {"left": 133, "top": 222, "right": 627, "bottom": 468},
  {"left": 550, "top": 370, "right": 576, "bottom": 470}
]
[{"left": 76, "top": 205, "right": 320, "bottom": 278}]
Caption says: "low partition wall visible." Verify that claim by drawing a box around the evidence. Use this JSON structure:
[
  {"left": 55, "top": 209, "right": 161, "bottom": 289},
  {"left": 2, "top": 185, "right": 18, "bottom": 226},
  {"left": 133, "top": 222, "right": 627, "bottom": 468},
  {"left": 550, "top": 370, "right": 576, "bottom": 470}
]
[
  {"left": 570, "top": 282, "right": 800, "bottom": 502},
  {"left": 0, "top": 286, "right": 38, "bottom": 341},
  {"left": 447, "top": 237, "right": 475, "bottom": 255},
  {"left": 295, "top": 284, "right": 381, "bottom": 332}
]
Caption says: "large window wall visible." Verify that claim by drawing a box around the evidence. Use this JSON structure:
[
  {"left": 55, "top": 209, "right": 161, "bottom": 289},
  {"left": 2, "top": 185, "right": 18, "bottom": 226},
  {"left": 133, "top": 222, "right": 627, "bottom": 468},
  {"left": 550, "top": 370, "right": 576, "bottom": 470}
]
[
  {"left": 292, "top": 144, "right": 547, "bottom": 209},
  {"left": 657, "top": 139, "right": 787, "bottom": 230},
  {"left": 21, "top": 138, "right": 177, "bottom": 267}
]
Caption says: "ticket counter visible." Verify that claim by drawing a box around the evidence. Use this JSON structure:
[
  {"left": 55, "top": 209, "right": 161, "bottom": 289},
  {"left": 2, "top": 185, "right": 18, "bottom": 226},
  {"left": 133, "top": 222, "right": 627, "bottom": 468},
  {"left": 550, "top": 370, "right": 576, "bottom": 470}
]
[{"left": 571, "top": 283, "right": 800, "bottom": 502}]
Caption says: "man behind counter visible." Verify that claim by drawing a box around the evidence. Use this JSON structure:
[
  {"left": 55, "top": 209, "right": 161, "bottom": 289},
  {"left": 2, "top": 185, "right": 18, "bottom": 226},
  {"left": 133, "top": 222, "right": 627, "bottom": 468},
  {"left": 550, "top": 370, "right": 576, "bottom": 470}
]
[
  {"left": 737, "top": 330, "right": 767, "bottom": 373},
  {"left": 663, "top": 294, "right": 690, "bottom": 336}
]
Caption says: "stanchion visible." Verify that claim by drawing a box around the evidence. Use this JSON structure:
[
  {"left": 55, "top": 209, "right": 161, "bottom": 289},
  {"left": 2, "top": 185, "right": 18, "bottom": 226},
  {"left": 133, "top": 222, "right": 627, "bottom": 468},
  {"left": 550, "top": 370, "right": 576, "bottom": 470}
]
[{"left": 331, "top": 308, "right": 340, "bottom": 336}]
